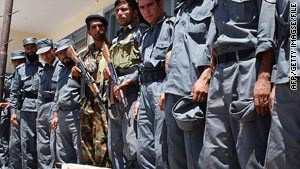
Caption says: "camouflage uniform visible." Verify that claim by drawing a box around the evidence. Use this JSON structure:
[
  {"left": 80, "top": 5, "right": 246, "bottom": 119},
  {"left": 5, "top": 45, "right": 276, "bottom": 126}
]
[{"left": 79, "top": 43, "right": 111, "bottom": 167}]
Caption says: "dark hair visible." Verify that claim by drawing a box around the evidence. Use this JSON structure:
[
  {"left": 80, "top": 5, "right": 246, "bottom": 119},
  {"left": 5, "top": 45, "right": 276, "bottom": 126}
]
[{"left": 114, "top": 0, "right": 139, "bottom": 11}]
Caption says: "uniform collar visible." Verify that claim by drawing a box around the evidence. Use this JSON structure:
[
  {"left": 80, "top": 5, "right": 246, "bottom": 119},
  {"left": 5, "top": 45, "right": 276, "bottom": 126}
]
[
  {"left": 149, "top": 13, "right": 168, "bottom": 30},
  {"left": 45, "top": 58, "right": 59, "bottom": 69},
  {"left": 117, "top": 22, "right": 138, "bottom": 36}
]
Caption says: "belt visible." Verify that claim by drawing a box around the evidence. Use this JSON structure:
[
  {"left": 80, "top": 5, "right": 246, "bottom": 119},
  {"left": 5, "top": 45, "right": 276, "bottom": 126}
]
[
  {"left": 140, "top": 69, "right": 166, "bottom": 84},
  {"left": 116, "top": 66, "right": 138, "bottom": 76},
  {"left": 42, "top": 97, "right": 54, "bottom": 103},
  {"left": 215, "top": 48, "right": 255, "bottom": 64},
  {"left": 24, "top": 91, "right": 38, "bottom": 99},
  {"left": 59, "top": 104, "right": 80, "bottom": 111}
]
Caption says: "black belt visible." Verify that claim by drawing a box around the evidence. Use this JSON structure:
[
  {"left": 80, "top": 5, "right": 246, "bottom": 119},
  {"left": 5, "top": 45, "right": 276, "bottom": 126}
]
[
  {"left": 42, "top": 97, "right": 54, "bottom": 103},
  {"left": 24, "top": 91, "right": 38, "bottom": 99},
  {"left": 59, "top": 104, "right": 80, "bottom": 111},
  {"left": 215, "top": 48, "right": 255, "bottom": 64},
  {"left": 116, "top": 66, "right": 138, "bottom": 76},
  {"left": 140, "top": 70, "right": 166, "bottom": 84}
]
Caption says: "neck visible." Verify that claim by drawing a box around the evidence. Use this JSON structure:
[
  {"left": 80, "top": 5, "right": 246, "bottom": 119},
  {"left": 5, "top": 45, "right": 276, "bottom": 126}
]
[{"left": 94, "top": 39, "right": 105, "bottom": 49}]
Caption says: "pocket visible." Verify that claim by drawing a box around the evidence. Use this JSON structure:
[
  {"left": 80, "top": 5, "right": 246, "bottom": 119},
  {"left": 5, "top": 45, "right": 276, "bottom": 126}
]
[
  {"left": 153, "top": 41, "right": 170, "bottom": 60},
  {"left": 229, "top": 0, "right": 258, "bottom": 23}
]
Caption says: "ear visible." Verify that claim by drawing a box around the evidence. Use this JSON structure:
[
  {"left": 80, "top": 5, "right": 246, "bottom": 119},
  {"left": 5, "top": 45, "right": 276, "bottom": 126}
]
[
  {"left": 159, "top": 0, "right": 163, "bottom": 8},
  {"left": 133, "top": 9, "right": 139, "bottom": 18},
  {"left": 87, "top": 29, "right": 92, "bottom": 36},
  {"left": 158, "top": 0, "right": 164, "bottom": 9}
]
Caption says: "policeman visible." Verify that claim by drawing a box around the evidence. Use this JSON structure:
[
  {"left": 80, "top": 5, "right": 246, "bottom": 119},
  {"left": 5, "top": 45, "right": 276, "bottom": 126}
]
[
  {"left": 199, "top": 0, "right": 276, "bottom": 168},
  {"left": 8, "top": 50, "right": 26, "bottom": 169},
  {"left": 0, "top": 75, "right": 11, "bottom": 168},
  {"left": 36, "top": 38, "right": 62, "bottom": 169},
  {"left": 10, "top": 37, "right": 43, "bottom": 169},
  {"left": 103, "top": 0, "right": 147, "bottom": 168},
  {"left": 76, "top": 14, "right": 110, "bottom": 167},
  {"left": 136, "top": 0, "right": 173, "bottom": 168},
  {"left": 0, "top": 51, "right": 25, "bottom": 168},
  {"left": 51, "top": 39, "right": 82, "bottom": 164},
  {"left": 265, "top": 1, "right": 300, "bottom": 168},
  {"left": 159, "top": 0, "right": 213, "bottom": 168}
]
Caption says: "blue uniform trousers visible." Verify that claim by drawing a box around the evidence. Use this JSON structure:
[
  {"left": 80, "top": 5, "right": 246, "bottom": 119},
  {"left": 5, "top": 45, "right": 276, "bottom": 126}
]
[
  {"left": 56, "top": 108, "right": 82, "bottom": 164},
  {"left": 20, "top": 111, "right": 38, "bottom": 169},
  {"left": 137, "top": 81, "right": 168, "bottom": 169},
  {"left": 108, "top": 92, "right": 139, "bottom": 169},
  {"left": 200, "top": 57, "right": 270, "bottom": 169},
  {"left": 265, "top": 78, "right": 300, "bottom": 169},
  {"left": 8, "top": 111, "right": 22, "bottom": 169}
]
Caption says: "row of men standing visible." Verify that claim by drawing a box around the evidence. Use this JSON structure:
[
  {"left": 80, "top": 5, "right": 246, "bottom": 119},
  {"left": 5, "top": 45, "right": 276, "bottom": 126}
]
[
  {"left": 104, "top": 0, "right": 300, "bottom": 168},
  {"left": 0, "top": 0, "right": 299, "bottom": 169}
]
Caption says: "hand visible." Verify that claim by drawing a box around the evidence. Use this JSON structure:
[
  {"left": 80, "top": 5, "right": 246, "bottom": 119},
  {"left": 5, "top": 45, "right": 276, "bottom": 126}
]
[
  {"left": 191, "top": 67, "right": 211, "bottom": 102},
  {"left": 10, "top": 114, "right": 18, "bottom": 127},
  {"left": 133, "top": 101, "right": 140, "bottom": 119},
  {"left": 51, "top": 112, "right": 59, "bottom": 131},
  {"left": 210, "top": 49, "right": 217, "bottom": 71},
  {"left": 268, "top": 84, "right": 276, "bottom": 114},
  {"left": 71, "top": 66, "right": 81, "bottom": 77},
  {"left": 119, "top": 79, "right": 133, "bottom": 89},
  {"left": 253, "top": 75, "right": 272, "bottom": 115},
  {"left": 158, "top": 93, "right": 165, "bottom": 111},
  {"left": 103, "top": 67, "right": 111, "bottom": 80},
  {"left": 0, "top": 102, "right": 9, "bottom": 109},
  {"left": 254, "top": 49, "right": 275, "bottom": 115}
]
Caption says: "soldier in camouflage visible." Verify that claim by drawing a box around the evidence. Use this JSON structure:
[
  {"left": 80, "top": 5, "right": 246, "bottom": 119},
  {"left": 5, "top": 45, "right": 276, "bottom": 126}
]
[{"left": 78, "top": 14, "right": 111, "bottom": 167}]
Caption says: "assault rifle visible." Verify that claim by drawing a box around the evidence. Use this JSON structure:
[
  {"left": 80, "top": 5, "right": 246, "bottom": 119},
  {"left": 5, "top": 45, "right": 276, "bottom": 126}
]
[
  {"left": 102, "top": 43, "right": 128, "bottom": 119},
  {"left": 67, "top": 46, "right": 107, "bottom": 113}
]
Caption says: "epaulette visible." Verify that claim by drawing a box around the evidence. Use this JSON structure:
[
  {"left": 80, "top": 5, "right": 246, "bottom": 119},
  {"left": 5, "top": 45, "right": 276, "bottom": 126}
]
[
  {"left": 174, "top": 1, "right": 185, "bottom": 14},
  {"left": 15, "top": 62, "right": 25, "bottom": 70},
  {"left": 165, "top": 16, "right": 176, "bottom": 24}
]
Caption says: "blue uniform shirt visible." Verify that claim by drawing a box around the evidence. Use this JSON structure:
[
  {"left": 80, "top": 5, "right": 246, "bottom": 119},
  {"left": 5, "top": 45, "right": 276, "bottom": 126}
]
[
  {"left": 207, "top": 0, "right": 276, "bottom": 56},
  {"left": 37, "top": 58, "right": 62, "bottom": 105},
  {"left": 273, "top": 0, "right": 300, "bottom": 84},
  {"left": 162, "top": 0, "right": 213, "bottom": 96},
  {"left": 139, "top": 15, "right": 174, "bottom": 71},
  {"left": 10, "top": 61, "right": 44, "bottom": 114},
  {"left": 52, "top": 65, "right": 81, "bottom": 112}
]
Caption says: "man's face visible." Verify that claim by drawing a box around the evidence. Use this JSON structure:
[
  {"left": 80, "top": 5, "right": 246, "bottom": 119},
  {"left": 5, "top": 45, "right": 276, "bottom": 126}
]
[
  {"left": 40, "top": 49, "right": 56, "bottom": 65},
  {"left": 115, "top": 2, "right": 136, "bottom": 27},
  {"left": 87, "top": 20, "right": 107, "bottom": 42},
  {"left": 11, "top": 59, "right": 26, "bottom": 69},
  {"left": 56, "top": 49, "right": 74, "bottom": 66},
  {"left": 139, "top": 0, "right": 162, "bottom": 24},
  {"left": 24, "top": 43, "right": 38, "bottom": 62}
]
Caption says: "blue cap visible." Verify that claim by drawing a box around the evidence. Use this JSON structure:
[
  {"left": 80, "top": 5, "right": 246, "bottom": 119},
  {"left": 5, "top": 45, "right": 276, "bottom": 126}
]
[
  {"left": 55, "top": 39, "right": 74, "bottom": 53},
  {"left": 36, "top": 38, "right": 53, "bottom": 54},
  {"left": 22, "top": 37, "right": 37, "bottom": 46},
  {"left": 11, "top": 50, "right": 26, "bottom": 60},
  {"left": 172, "top": 95, "right": 205, "bottom": 131}
]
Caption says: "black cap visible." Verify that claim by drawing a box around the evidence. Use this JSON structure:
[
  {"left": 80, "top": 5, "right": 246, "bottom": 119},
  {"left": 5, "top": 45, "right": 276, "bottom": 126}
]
[{"left": 85, "top": 14, "right": 108, "bottom": 26}]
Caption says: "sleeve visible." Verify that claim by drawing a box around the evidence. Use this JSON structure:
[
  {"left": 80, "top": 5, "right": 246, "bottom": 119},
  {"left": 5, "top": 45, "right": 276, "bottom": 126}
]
[
  {"left": 9, "top": 70, "right": 21, "bottom": 115},
  {"left": 256, "top": 0, "right": 276, "bottom": 56},
  {"left": 52, "top": 73, "right": 60, "bottom": 113}
]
